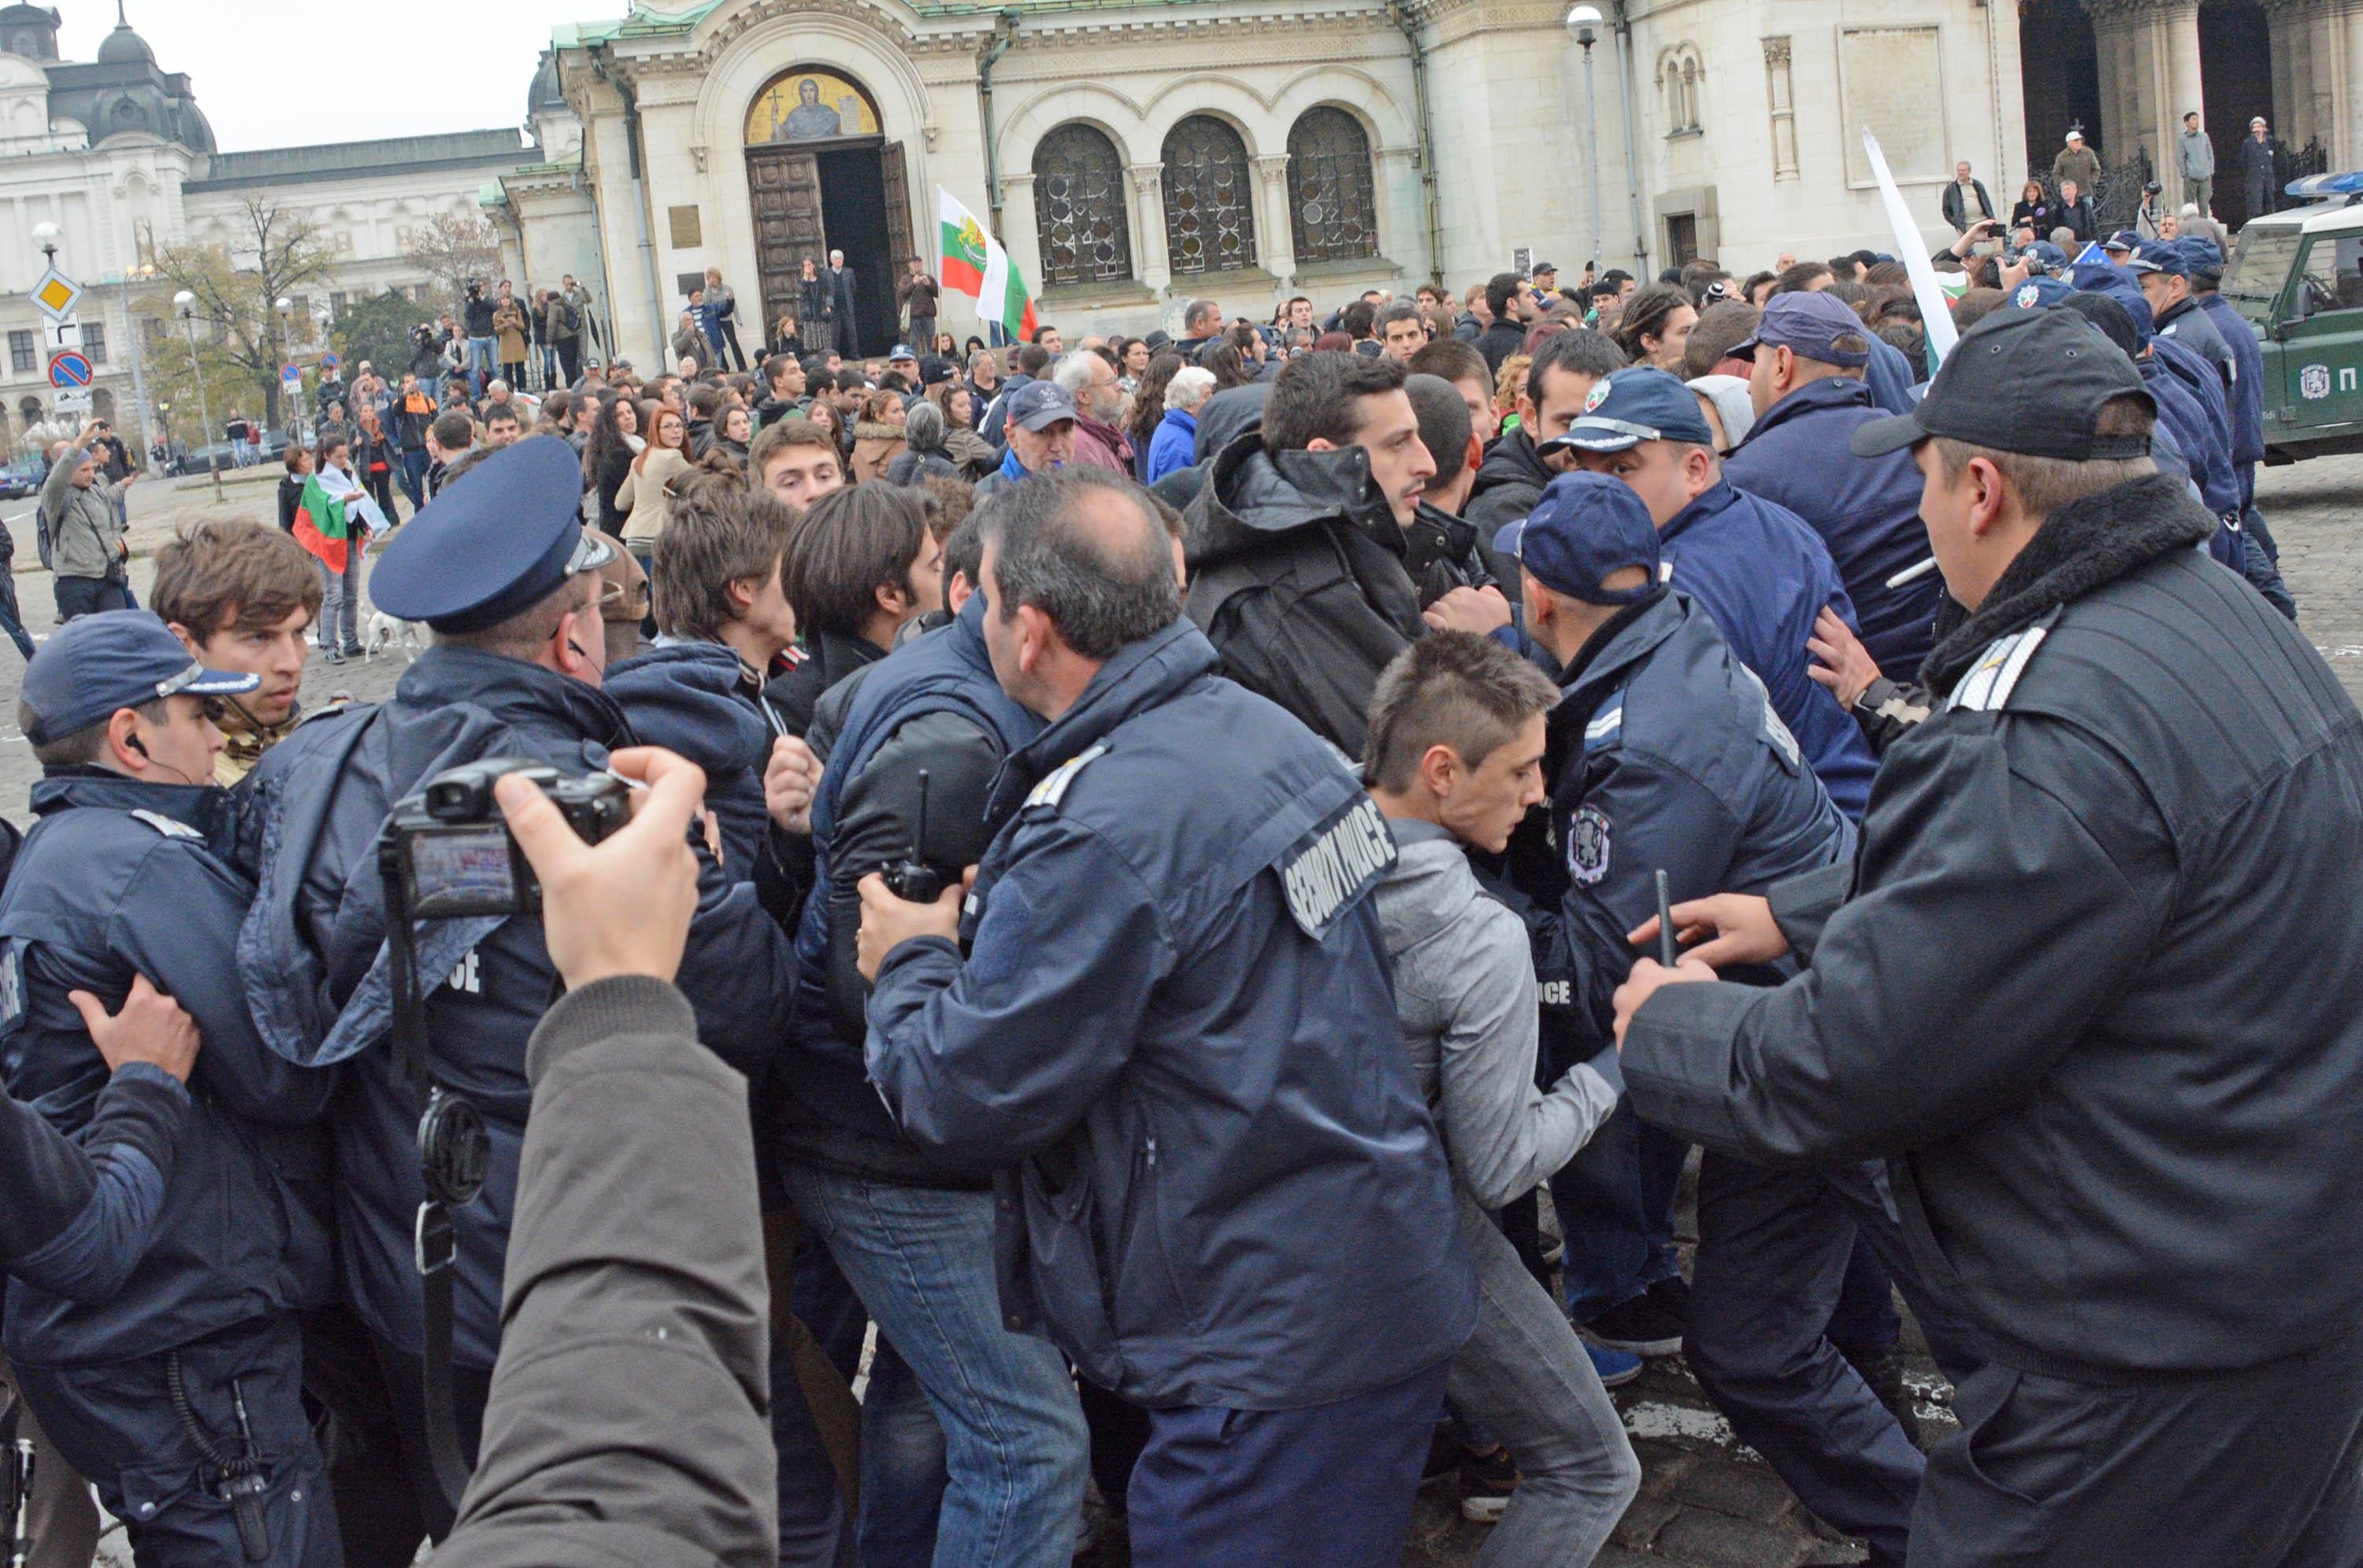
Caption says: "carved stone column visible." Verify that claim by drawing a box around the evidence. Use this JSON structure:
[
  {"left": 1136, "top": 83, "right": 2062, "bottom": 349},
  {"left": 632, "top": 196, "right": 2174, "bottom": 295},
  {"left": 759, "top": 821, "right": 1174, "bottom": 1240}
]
[
  {"left": 1762, "top": 36, "right": 1798, "bottom": 180},
  {"left": 999, "top": 172, "right": 1041, "bottom": 310},
  {"left": 1127, "top": 163, "right": 1172, "bottom": 295},
  {"left": 1253, "top": 154, "right": 1295, "bottom": 285},
  {"left": 2267, "top": 0, "right": 2312, "bottom": 146}
]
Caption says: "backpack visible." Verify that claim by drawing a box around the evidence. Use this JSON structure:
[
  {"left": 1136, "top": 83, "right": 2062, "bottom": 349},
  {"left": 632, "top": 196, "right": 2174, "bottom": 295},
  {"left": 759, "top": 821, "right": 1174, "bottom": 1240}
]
[
  {"left": 561, "top": 301, "right": 582, "bottom": 335},
  {"left": 33, "top": 497, "right": 53, "bottom": 572}
]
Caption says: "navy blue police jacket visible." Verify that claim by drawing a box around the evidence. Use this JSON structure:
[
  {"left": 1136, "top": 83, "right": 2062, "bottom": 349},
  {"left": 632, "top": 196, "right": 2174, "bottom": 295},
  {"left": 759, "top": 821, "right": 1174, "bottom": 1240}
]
[
  {"left": 1506, "top": 590, "right": 1853, "bottom": 1074},
  {"left": 236, "top": 645, "right": 792, "bottom": 1369},
  {"left": 1722, "top": 376, "right": 1944, "bottom": 677},
  {"left": 603, "top": 640, "right": 774, "bottom": 880},
  {"left": 1, "top": 772, "right": 335, "bottom": 1369},
  {"left": 864, "top": 617, "right": 1477, "bottom": 1410},
  {"left": 2195, "top": 291, "right": 2268, "bottom": 472},
  {"left": 1656, "top": 480, "right": 1879, "bottom": 817},
  {"left": 785, "top": 597, "right": 1041, "bottom": 1183}
]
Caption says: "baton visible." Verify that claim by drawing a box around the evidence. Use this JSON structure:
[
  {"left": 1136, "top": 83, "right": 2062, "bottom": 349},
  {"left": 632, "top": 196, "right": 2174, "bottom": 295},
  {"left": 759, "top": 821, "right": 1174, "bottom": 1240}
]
[{"left": 1654, "top": 869, "right": 1679, "bottom": 969}]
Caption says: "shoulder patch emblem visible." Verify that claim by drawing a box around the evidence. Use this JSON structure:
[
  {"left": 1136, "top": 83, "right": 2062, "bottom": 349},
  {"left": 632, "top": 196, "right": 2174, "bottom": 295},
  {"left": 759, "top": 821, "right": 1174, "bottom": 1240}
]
[
  {"left": 128, "top": 809, "right": 203, "bottom": 840},
  {"left": 1567, "top": 805, "right": 1612, "bottom": 886},
  {"left": 1948, "top": 625, "right": 2049, "bottom": 713},
  {"left": 1277, "top": 794, "right": 1397, "bottom": 940},
  {"left": 0, "top": 942, "right": 22, "bottom": 1033},
  {"left": 1024, "top": 742, "right": 1109, "bottom": 810}
]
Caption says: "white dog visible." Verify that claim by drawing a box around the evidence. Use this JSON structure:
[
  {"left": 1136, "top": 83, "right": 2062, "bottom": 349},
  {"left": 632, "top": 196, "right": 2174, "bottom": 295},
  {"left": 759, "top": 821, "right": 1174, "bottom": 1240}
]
[{"left": 363, "top": 607, "right": 427, "bottom": 661}]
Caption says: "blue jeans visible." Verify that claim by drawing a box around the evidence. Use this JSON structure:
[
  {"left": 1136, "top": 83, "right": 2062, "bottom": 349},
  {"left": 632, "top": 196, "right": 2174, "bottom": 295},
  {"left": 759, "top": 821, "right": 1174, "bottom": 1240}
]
[
  {"left": 781, "top": 1165, "right": 1086, "bottom": 1568},
  {"left": 397, "top": 448, "right": 429, "bottom": 514},
  {"left": 1549, "top": 1099, "right": 1688, "bottom": 1320},
  {"left": 468, "top": 336, "right": 497, "bottom": 397}
]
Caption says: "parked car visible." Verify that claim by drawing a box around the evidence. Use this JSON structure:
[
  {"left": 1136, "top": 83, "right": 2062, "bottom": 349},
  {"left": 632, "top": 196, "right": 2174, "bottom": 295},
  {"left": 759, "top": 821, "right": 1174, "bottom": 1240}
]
[
  {"left": 2222, "top": 170, "right": 2363, "bottom": 463},
  {"left": 172, "top": 441, "right": 237, "bottom": 476},
  {"left": 0, "top": 467, "right": 35, "bottom": 499}
]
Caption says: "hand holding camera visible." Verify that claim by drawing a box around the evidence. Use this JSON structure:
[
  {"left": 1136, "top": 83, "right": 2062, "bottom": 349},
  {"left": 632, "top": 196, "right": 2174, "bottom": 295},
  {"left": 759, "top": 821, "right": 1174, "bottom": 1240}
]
[{"left": 492, "top": 747, "right": 707, "bottom": 989}]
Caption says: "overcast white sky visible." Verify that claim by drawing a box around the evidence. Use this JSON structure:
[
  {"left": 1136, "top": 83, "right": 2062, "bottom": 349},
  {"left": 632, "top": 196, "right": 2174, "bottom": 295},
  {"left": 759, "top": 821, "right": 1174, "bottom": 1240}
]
[{"left": 61, "top": 2, "right": 629, "bottom": 154}]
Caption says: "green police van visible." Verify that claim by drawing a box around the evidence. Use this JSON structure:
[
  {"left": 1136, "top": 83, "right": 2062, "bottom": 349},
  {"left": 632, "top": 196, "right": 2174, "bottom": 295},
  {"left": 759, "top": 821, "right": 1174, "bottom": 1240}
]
[{"left": 2224, "top": 172, "right": 2363, "bottom": 463}]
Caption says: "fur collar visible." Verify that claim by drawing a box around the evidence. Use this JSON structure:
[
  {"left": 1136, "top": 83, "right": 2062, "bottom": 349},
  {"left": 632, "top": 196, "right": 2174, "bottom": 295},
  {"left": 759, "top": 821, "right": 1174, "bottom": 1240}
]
[{"left": 1920, "top": 469, "right": 2215, "bottom": 697}]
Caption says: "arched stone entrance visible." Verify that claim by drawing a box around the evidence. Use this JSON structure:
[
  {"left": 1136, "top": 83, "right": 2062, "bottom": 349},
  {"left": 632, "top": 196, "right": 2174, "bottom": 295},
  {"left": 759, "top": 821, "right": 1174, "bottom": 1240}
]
[{"left": 744, "top": 65, "right": 913, "bottom": 358}]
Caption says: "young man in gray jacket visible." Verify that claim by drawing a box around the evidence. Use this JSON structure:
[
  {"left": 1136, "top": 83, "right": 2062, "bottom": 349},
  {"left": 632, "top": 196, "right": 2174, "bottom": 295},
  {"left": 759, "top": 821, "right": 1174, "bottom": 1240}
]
[
  {"left": 39, "top": 423, "right": 139, "bottom": 621},
  {"left": 1365, "top": 630, "right": 1641, "bottom": 1567}
]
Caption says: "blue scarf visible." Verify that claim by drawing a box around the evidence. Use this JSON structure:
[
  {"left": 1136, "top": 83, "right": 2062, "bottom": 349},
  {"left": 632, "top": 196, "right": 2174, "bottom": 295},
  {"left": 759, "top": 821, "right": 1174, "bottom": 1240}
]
[{"left": 1000, "top": 444, "right": 1031, "bottom": 483}]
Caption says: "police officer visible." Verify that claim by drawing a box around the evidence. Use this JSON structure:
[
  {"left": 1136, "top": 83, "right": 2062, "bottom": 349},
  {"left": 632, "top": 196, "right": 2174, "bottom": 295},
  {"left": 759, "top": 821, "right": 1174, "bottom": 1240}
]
[
  {"left": 1616, "top": 306, "right": 2363, "bottom": 1564},
  {"left": 852, "top": 467, "right": 1475, "bottom": 1567},
  {"left": 237, "top": 435, "right": 794, "bottom": 1536},
  {"left": 2179, "top": 234, "right": 2279, "bottom": 555},
  {"left": 2130, "top": 239, "right": 2235, "bottom": 395},
  {"left": 2, "top": 611, "right": 341, "bottom": 1565},
  {"left": 1550, "top": 367, "right": 1879, "bottom": 817},
  {"left": 1500, "top": 475, "right": 1977, "bottom": 1565}
]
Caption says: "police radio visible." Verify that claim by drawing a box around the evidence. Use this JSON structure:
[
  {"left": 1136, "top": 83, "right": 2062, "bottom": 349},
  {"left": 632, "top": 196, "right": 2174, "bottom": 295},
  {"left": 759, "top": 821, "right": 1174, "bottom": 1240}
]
[{"left": 881, "top": 769, "right": 947, "bottom": 903}]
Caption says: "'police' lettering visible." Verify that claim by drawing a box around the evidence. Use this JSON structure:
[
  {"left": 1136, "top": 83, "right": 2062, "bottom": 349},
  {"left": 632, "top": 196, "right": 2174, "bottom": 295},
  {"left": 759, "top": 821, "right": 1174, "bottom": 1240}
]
[
  {"left": 1277, "top": 796, "right": 1398, "bottom": 940},
  {"left": 446, "top": 950, "right": 482, "bottom": 995}
]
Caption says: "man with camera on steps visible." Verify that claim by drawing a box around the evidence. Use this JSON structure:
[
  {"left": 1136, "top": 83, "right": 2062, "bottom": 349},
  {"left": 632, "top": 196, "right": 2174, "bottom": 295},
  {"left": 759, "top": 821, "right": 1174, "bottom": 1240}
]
[{"left": 236, "top": 435, "right": 799, "bottom": 1540}]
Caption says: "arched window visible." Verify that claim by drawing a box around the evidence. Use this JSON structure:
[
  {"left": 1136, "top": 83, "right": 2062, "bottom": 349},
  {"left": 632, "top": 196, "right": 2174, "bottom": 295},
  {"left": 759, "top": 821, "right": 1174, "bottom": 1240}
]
[
  {"left": 1033, "top": 124, "right": 1133, "bottom": 289},
  {"left": 1660, "top": 45, "right": 1705, "bottom": 134},
  {"left": 1287, "top": 107, "right": 1378, "bottom": 265},
  {"left": 1162, "top": 116, "right": 1256, "bottom": 276}
]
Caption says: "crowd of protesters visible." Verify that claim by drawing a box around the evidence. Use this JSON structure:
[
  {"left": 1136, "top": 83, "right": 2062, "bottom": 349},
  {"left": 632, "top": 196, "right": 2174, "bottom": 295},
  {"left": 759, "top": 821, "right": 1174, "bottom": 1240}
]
[{"left": 1, "top": 169, "right": 2359, "bottom": 1568}]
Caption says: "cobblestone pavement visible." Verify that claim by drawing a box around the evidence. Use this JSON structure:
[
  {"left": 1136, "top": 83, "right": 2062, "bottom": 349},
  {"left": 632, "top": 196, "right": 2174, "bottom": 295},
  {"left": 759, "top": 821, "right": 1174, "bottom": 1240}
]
[{"left": 13, "top": 451, "right": 2363, "bottom": 1565}]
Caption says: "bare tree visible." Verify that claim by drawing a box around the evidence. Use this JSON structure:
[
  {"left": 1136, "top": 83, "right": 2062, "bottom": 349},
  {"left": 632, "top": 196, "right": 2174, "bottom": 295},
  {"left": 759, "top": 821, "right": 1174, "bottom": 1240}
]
[
  {"left": 402, "top": 212, "right": 502, "bottom": 316},
  {"left": 153, "top": 195, "right": 334, "bottom": 428}
]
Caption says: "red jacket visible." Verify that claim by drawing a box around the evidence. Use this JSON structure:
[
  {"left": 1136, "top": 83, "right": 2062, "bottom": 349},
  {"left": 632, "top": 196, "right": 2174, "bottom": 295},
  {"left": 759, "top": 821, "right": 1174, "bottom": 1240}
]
[{"left": 1070, "top": 412, "right": 1136, "bottom": 478}]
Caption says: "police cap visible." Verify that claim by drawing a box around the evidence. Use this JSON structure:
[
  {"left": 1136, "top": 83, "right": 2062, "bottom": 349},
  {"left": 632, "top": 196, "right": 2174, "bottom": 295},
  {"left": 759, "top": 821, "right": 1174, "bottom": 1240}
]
[
  {"left": 1851, "top": 306, "right": 2155, "bottom": 462},
  {"left": 21, "top": 610, "right": 258, "bottom": 746},
  {"left": 1493, "top": 472, "right": 1661, "bottom": 607},
  {"left": 1539, "top": 367, "right": 1716, "bottom": 455},
  {"left": 367, "top": 436, "right": 616, "bottom": 633}
]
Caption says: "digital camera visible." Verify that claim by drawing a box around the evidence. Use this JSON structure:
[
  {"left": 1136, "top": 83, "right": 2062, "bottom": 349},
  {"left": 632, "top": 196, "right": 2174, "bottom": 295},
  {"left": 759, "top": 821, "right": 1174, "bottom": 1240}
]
[{"left": 381, "top": 758, "right": 630, "bottom": 918}]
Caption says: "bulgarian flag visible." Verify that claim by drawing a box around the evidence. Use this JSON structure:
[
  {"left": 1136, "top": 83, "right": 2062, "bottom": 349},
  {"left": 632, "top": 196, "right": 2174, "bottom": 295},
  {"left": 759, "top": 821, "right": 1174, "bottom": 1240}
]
[
  {"left": 293, "top": 464, "right": 386, "bottom": 574},
  {"left": 939, "top": 186, "right": 1037, "bottom": 344}
]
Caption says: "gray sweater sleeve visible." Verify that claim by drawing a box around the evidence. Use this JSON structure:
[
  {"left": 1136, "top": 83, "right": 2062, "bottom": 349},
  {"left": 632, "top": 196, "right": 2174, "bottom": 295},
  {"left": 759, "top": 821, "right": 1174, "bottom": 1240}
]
[
  {"left": 1434, "top": 899, "right": 1623, "bottom": 1210},
  {"left": 436, "top": 975, "right": 777, "bottom": 1568}
]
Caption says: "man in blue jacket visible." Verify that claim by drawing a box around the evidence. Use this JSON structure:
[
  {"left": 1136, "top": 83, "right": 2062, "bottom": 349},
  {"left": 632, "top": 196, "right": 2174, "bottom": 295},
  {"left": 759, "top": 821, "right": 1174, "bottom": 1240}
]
[
  {"left": 855, "top": 467, "right": 1475, "bottom": 1568},
  {"left": 1724, "top": 292, "right": 1944, "bottom": 677},
  {"left": 3, "top": 611, "right": 342, "bottom": 1566},
  {"left": 783, "top": 527, "right": 1088, "bottom": 1566},
  {"left": 2183, "top": 235, "right": 2280, "bottom": 558},
  {"left": 236, "top": 438, "right": 795, "bottom": 1537},
  {"left": 1499, "top": 478, "right": 1979, "bottom": 1564},
  {"left": 1556, "top": 368, "right": 1877, "bottom": 815}
]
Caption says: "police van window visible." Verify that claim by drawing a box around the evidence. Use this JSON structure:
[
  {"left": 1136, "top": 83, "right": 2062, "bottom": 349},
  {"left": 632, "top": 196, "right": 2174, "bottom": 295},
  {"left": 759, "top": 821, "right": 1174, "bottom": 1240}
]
[
  {"left": 2294, "top": 233, "right": 2363, "bottom": 315},
  {"left": 2223, "top": 228, "right": 2299, "bottom": 310}
]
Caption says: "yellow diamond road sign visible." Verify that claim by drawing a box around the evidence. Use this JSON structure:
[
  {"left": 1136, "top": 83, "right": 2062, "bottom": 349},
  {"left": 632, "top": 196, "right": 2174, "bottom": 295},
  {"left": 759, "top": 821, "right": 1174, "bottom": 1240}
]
[{"left": 31, "top": 268, "right": 81, "bottom": 322}]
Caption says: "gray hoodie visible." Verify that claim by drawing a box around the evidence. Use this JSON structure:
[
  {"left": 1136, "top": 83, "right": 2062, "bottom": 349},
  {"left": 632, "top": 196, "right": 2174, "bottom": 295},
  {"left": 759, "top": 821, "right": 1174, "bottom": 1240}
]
[{"left": 1373, "top": 815, "right": 1621, "bottom": 1209}]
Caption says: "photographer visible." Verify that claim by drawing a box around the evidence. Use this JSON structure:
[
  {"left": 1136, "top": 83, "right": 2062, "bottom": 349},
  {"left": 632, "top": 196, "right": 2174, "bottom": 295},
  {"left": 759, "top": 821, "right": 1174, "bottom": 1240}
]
[
  {"left": 462, "top": 282, "right": 498, "bottom": 400},
  {"left": 428, "top": 747, "right": 777, "bottom": 1566},
  {"left": 407, "top": 324, "right": 448, "bottom": 402}
]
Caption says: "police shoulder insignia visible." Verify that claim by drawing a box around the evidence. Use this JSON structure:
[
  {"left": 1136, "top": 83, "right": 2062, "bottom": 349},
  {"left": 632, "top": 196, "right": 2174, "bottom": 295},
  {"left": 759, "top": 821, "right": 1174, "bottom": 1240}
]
[
  {"left": 128, "top": 809, "right": 204, "bottom": 840},
  {"left": 0, "top": 942, "right": 22, "bottom": 1032},
  {"left": 1567, "top": 805, "right": 1612, "bottom": 886},
  {"left": 1277, "top": 794, "right": 1397, "bottom": 940},
  {"left": 1949, "top": 625, "right": 2050, "bottom": 712},
  {"left": 1582, "top": 699, "right": 1624, "bottom": 750},
  {"left": 1024, "top": 742, "right": 1108, "bottom": 811}
]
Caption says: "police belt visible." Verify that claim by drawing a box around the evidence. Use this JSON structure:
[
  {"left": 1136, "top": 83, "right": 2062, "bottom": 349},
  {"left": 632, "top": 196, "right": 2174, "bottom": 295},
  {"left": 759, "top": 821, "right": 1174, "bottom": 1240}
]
[{"left": 376, "top": 833, "right": 490, "bottom": 1514}]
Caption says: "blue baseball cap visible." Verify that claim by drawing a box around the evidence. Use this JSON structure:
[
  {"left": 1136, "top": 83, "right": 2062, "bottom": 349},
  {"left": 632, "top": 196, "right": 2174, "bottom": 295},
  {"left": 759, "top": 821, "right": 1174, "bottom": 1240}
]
[
  {"left": 1731, "top": 291, "right": 1872, "bottom": 368},
  {"left": 2007, "top": 274, "right": 2078, "bottom": 310},
  {"left": 1006, "top": 380, "right": 1078, "bottom": 432},
  {"left": 2175, "top": 233, "right": 2225, "bottom": 269},
  {"left": 2025, "top": 240, "right": 2069, "bottom": 270},
  {"left": 21, "top": 610, "right": 258, "bottom": 746},
  {"left": 888, "top": 343, "right": 918, "bottom": 362},
  {"left": 369, "top": 436, "right": 616, "bottom": 633},
  {"left": 2127, "top": 240, "right": 2187, "bottom": 277},
  {"left": 1491, "top": 473, "right": 1661, "bottom": 606},
  {"left": 1539, "top": 367, "right": 1716, "bottom": 454}
]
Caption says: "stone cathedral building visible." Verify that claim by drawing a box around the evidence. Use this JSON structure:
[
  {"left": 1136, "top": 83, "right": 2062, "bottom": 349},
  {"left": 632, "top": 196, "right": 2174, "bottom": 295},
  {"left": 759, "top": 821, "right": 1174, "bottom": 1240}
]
[{"left": 0, "top": 0, "right": 2356, "bottom": 434}]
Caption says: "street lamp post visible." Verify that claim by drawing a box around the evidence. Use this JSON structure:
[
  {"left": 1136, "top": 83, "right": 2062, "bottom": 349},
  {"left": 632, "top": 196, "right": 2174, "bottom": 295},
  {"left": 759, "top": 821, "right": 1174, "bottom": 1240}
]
[
  {"left": 1566, "top": 6, "right": 1605, "bottom": 277},
  {"left": 29, "top": 221, "right": 68, "bottom": 450},
  {"left": 173, "top": 289, "right": 225, "bottom": 503}
]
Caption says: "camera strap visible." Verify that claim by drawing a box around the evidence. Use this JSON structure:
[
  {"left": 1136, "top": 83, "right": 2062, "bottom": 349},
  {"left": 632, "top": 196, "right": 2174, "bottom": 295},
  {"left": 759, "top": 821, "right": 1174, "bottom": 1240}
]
[{"left": 378, "top": 839, "right": 488, "bottom": 1514}]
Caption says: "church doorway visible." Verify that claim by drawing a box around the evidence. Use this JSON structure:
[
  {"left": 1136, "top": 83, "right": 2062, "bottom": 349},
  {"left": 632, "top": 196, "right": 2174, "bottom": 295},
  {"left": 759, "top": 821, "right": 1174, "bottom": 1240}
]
[
  {"left": 2199, "top": 2, "right": 2274, "bottom": 227},
  {"left": 2020, "top": 0, "right": 2102, "bottom": 185},
  {"left": 744, "top": 67, "right": 913, "bottom": 360}
]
